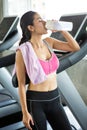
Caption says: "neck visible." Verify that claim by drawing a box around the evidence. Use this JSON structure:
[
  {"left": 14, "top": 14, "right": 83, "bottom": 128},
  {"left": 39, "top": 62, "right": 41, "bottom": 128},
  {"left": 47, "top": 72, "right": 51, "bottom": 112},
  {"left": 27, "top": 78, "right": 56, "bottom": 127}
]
[{"left": 30, "top": 35, "right": 44, "bottom": 48}]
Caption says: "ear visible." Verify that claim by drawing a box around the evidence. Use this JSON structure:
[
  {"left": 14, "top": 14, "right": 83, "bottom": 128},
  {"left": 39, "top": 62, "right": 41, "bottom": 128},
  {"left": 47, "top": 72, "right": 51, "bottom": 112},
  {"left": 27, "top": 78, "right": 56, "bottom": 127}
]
[{"left": 27, "top": 25, "right": 34, "bottom": 32}]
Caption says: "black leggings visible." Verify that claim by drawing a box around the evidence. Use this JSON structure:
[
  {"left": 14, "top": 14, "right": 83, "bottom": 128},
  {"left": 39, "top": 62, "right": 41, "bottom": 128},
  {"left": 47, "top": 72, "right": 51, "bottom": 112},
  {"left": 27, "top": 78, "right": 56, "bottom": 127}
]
[{"left": 26, "top": 87, "right": 72, "bottom": 130}]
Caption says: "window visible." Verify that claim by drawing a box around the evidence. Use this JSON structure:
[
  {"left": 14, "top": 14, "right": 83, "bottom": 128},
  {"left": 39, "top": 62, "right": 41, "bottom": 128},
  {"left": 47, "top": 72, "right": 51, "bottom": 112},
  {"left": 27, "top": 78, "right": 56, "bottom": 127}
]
[
  {"left": 6, "top": 0, "right": 87, "bottom": 20},
  {"left": 7, "top": 0, "right": 47, "bottom": 18},
  {"left": 7, "top": 0, "right": 31, "bottom": 17}
]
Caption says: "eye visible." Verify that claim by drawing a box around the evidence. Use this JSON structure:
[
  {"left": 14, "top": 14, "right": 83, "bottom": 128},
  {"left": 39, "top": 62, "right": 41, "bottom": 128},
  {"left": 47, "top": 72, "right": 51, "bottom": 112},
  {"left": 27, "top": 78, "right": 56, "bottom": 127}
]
[{"left": 38, "top": 18, "right": 43, "bottom": 22}]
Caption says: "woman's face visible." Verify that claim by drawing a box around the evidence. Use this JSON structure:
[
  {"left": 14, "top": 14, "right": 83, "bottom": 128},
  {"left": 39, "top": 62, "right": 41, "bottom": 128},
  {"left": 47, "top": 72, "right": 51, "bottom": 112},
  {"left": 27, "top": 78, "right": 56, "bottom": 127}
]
[{"left": 31, "top": 13, "right": 48, "bottom": 35}]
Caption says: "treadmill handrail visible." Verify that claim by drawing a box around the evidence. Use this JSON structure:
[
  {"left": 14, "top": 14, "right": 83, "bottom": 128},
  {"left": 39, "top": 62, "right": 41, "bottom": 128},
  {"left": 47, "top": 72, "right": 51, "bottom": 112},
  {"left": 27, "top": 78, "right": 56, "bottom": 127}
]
[{"left": 57, "top": 39, "right": 87, "bottom": 73}]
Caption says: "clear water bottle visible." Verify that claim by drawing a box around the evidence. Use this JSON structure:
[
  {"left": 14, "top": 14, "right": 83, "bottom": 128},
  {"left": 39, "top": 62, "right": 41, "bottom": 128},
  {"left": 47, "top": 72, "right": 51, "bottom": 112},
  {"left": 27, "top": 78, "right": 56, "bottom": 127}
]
[{"left": 45, "top": 20, "right": 73, "bottom": 31}]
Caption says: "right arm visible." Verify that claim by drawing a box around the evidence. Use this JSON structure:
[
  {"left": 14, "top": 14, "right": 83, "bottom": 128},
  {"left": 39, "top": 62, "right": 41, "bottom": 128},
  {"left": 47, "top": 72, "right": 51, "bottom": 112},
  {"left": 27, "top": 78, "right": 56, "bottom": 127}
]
[{"left": 16, "top": 50, "right": 34, "bottom": 130}]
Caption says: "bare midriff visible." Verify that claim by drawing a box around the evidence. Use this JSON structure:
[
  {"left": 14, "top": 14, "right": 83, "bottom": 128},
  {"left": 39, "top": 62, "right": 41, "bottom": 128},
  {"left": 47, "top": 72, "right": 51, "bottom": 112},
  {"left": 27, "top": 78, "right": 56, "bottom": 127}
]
[{"left": 28, "top": 72, "right": 57, "bottom": 92}]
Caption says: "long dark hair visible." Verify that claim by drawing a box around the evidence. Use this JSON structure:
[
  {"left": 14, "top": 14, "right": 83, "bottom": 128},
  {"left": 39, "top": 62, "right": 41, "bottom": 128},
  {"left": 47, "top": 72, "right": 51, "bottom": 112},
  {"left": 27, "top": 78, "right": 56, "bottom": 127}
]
[{"left": 19, "top": 11, "right": 36, "bottom": 45}]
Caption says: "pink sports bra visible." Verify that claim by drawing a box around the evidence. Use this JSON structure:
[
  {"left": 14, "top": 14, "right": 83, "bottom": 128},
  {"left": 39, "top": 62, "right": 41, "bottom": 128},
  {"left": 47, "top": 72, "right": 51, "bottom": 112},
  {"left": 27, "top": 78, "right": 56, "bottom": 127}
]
[{"left": 39, "top": 52, "right": 59, "bottom": 75}]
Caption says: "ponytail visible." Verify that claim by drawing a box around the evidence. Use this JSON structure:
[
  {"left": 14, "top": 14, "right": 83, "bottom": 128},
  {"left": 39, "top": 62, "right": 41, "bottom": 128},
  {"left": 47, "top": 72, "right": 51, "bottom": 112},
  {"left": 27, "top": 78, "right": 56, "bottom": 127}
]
[{"left": 19, "top": 28, "right": 31, "bottom": 45}]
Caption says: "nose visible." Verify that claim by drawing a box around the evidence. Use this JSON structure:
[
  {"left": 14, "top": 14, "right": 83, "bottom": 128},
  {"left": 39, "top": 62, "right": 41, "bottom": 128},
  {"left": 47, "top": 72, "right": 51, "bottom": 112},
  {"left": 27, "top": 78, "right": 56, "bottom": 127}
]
[
  {"left": 42, "top": 20, "right": 46, "bottom": 25},
  {"left": 42, "top": 18, "right": 46, "bottom": 23}
]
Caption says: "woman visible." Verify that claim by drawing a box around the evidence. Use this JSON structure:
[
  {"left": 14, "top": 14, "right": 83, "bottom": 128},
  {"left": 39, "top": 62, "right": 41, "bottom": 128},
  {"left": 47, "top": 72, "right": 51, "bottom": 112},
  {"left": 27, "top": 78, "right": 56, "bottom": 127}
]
[{"left": 15, "top": 11, "right": 80, "bottom": 130}]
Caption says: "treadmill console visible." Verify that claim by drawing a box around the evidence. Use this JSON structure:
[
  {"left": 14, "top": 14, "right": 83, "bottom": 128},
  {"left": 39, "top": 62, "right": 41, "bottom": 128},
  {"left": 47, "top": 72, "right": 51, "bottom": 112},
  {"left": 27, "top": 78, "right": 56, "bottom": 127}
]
[{"left": 0, "top": 16, "right": 19, "bottom": 44}]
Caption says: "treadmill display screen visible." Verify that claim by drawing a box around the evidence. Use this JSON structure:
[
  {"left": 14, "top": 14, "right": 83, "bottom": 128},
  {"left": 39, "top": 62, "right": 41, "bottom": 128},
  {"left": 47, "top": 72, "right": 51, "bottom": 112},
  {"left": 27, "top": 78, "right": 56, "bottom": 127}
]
[
  {"left": 0, "top": 16, "right": 19, "bottom": 44},
  {"left": 51, "top": 13, "right": 87, "bottom": 41}
]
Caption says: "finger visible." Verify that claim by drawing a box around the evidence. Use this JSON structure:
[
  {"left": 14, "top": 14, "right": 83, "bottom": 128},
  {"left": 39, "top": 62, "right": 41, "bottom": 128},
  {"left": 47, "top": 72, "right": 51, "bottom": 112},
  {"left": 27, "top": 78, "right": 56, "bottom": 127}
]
[
  {"left": 28, "top": 118, "right": 34, "bottom": 130},
  {"left": 31, "top": 118, "right": 34, "bottom": 126},
  {"left": 23, "top": 121, "right": 32, "bottom": 130},
  {"left": 28, "top": 123, "right": 32, "bottom": 130}
]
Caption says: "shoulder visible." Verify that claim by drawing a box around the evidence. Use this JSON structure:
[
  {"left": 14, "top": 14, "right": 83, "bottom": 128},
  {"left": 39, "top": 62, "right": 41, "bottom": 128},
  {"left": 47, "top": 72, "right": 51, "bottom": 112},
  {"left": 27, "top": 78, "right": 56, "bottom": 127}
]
[
  {"left": 16, "top": 41, "right": 31, "bottom": 52},
  {"left": 16, "top": 42, "right": 29, "bottom": 59},
  {"left": 44, "top": 37, "right": 54, "bottom": 48},
  {"left": 44, "top": 36, "right": 59, "bottom": 48},
  {"left": 17, "top": 42, "right": 27, "bottom": 50}
]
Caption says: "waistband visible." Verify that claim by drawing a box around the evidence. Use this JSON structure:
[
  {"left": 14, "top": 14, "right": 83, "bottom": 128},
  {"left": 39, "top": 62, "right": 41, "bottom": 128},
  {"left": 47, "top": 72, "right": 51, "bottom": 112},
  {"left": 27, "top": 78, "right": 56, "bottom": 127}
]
[{"left": 26, "top": 87, "right": 60, "bottom": 101}]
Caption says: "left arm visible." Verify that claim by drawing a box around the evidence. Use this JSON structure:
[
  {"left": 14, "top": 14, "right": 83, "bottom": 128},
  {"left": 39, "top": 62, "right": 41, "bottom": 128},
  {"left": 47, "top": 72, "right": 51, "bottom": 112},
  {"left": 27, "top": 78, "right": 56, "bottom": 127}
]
[{"left": 45, "top": 31, "right": 80, "bottom": 52}]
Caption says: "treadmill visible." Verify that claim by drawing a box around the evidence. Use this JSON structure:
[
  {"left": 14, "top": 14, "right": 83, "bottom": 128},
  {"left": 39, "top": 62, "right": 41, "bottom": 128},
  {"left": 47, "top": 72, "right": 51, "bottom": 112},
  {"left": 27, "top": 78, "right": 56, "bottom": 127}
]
[
  {"left": 0, "top": 13, "right": 87, "bottom": 130},
  {"left": 0, "top": 16, "right": 22, "bottom": 129}
]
